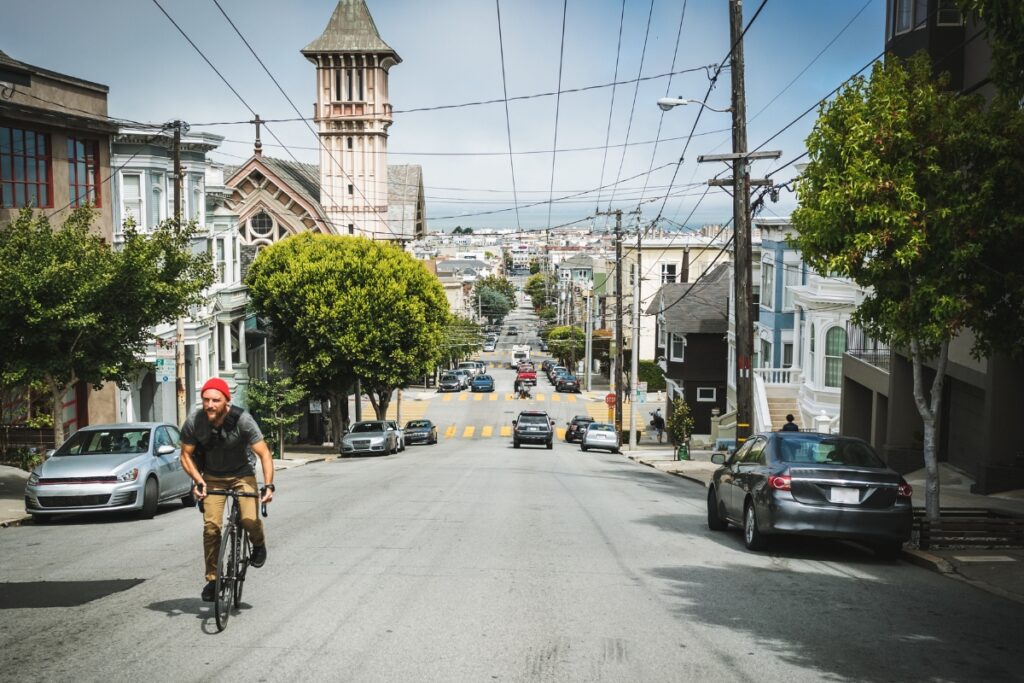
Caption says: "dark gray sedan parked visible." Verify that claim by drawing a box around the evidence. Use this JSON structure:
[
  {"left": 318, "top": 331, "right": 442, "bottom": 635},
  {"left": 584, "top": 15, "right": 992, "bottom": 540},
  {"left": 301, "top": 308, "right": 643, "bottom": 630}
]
[{"left": 707, "top": 432, "right": 912, "bottom": 557}]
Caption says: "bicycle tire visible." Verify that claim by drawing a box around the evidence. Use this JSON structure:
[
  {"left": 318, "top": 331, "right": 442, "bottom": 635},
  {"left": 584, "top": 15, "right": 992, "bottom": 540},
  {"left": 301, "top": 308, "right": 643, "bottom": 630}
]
[
  {"left": 233, "top": 528, "right": 250, "bottom": 608},
  {"left": 214, "top": 504, "right": 236, "bottom": 631}
]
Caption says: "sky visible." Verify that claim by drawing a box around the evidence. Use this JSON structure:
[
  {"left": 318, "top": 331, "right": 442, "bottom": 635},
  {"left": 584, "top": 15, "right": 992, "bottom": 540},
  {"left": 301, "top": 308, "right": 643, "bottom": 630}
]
[{"left": 1, "top": 0, "right": 886, "bottom": 232}]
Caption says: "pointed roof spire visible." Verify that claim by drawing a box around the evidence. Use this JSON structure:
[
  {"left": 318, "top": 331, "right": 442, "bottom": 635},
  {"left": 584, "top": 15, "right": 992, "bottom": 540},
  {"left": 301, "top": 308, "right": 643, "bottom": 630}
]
[{"left": 301, "top": 0, "right": 400, "bottom": 62}]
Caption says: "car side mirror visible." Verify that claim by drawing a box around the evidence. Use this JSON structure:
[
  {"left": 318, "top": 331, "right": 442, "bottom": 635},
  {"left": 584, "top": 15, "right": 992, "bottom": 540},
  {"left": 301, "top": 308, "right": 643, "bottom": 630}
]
[
  {"left": 44, "top": 449, "right": 55, "bottom": 459},
  {"left": 157, "top": 444, "right": 176, "bottom": 455},
  {"left": 711, "top": 453, "right": 726, "bottom": 465}
]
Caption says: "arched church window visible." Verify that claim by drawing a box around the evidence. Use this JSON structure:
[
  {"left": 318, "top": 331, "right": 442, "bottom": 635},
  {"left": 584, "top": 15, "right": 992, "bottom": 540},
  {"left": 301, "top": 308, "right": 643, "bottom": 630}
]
[{"left": 250, "top": 211, "right": 273, "bottom": 237}]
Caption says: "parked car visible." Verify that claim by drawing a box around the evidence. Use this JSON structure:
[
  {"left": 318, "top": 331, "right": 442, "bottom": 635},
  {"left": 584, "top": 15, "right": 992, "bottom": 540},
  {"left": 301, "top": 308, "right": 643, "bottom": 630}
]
[
  {"left": 549, "top": 367, "right": 569, "bottom": 384},
  {"left": 555, "top": 374, "right": 581, "bottom": 393},
  {"left": 471, "top": 374, "right": 496, "bottom": 392},
  {"left": 565, "top": 415, "right": 595, "bottom": 443},
  {"left": 516, "top": 363, "right": 537, "bottom": 386},
  {"left": 512, "top": 410, "right": 554, "bottom": 449},
  {"left": 453, "top": 369, "right": 472, "bottom": 389},
  {"left": 507, "top": 326, "right": 519, "bottom": 336},
  {"left": 483, "top": 342, "right": 496, "bottom": 352},
  {"left": 404, "top": 419, "right": 438, "bottom": 445},
  {"left": 438, "top": 372, "right": 462, "bottom": 392},
  {"left": 707, "top": 432, "right": 913, "bottom": 556},
  {"left": 541, "top": 359, "right": 555, "bottom": 373},
  {"left": 341, "top": 421, "right": 398, "bottom": 456},
  {"left": 581, "top": 422, "right": 620, "bottom": 453},
  {"left": 457, "top": 361, "right": 481, "bottom": 377},
  {"left": 385, "top": 420, "right": 406, "bottom": 452},
  {"left": 24, "top": 422, "right": 193, "bottom": 520}
]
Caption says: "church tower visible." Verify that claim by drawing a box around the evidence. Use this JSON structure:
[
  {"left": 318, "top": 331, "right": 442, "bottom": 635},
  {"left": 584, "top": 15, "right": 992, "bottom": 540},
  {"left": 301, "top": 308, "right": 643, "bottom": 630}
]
[{"left": 302, "top": 0, "right": 401, "bottom": 240}]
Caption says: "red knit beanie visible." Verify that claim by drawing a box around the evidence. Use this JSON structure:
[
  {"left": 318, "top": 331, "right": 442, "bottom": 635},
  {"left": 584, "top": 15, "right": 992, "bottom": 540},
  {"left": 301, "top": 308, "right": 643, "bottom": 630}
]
[{"left": 200, "top": 377, "right": 231, "bottom": 402}]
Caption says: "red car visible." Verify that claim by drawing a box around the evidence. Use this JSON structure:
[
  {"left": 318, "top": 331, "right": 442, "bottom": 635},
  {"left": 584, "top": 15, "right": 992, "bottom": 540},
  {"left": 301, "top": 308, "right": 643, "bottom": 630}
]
[{"left": 516, "top": 363, "right": 537, "bottom": 386}]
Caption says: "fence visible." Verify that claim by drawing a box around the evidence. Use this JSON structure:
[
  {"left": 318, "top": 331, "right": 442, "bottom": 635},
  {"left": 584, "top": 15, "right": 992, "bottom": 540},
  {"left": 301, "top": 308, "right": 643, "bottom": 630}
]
[{"left": 0, "top": 425, "right": 56, "bottom": 453}]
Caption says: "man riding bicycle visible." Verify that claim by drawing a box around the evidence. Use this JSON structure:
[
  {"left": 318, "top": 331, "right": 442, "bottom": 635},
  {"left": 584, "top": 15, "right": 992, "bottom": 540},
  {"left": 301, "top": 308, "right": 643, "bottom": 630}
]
[{"left": 180, "top": 378, "right": 274, "bottom": 602}]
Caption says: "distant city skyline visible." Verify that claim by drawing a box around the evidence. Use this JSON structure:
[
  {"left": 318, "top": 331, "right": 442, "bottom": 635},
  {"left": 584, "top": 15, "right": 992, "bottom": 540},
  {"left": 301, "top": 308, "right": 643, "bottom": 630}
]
[{"left": 1, "top": 0, "right": 885, "bottom": 231}]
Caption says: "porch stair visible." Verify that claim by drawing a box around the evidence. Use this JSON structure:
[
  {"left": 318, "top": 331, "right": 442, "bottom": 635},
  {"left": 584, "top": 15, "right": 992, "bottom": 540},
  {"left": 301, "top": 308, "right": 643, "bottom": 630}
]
[{"left": 767, "top": 396, "right": 800, "bottom": 432}]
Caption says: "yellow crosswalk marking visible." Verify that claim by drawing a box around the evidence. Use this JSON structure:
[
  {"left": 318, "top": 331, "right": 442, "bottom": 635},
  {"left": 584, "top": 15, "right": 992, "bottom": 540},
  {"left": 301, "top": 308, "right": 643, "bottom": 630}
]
[
  {"left": 473, "top": 393, "right": 483, "bottom": 401},
  {"left": 567, "top": 395, "right": 577, "bottom": 403},
  {"left": 442, "top": 394, "right": 452, "bottom": 402},
  {"left": 535, "top": 394, "right": 546, "bottom": 401},
  {"left": 482, "top": 425, "right": 493, "bottom": 437},
  {"left": 488, "top": 393, "right": 498, "bottom": 401},
  {"left": 551, "top": 394, "right": 561, "bottom": 402},
  {"left": 463, "top": 425, "right": 475, "bottom": 438},
  {"left": 556, "top": 427, "right": 567, "bottom": 440},
  {"left": 500, "top": 425, "right": 512, "bottom": 437},
  {"left": 444, "top": 425, "right": 456, "bottom": 438},
  {"left": 505, "top": 393, "right": 515, "bottom": 401},
  {"left": 458, "top": 393, "right": 468, "bottom": 401}
]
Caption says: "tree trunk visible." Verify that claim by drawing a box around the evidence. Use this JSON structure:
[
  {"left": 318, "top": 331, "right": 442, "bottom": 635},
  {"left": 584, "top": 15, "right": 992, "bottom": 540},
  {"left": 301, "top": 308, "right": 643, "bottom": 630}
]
[
  {"left": 277, "top": 423, "right": 285, "bottom": 460},
  {"left": 328, "top": 389, "right": 345, "bottom": 452},
  {"left": 909, "top": 339, "right": 949, "bottom": 521},
  {"left": 46, "top": 375, "right": 71, "bottom": 448}
]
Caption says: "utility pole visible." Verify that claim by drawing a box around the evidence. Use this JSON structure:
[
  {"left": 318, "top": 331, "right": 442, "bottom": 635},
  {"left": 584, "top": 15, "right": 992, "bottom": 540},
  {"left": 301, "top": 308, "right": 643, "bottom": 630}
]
[
  {"left": 172, "top": 120, "right": 187, "bottom": 425},
  {"left": 629, "top": 222, "right": 642, "bottom": 449},
  {"left": 584, "top": 290, "right": 593, "bottom": 392},
  {"left": 604, "top": 210, "right": 625, "bottom": 437},
  {"left": 697, "top": 1, "right": 779, "bottom": 446}
]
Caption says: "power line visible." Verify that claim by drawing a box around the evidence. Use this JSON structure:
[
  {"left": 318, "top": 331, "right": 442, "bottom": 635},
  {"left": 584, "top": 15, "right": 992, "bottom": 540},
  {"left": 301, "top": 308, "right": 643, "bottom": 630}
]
[
  {"left": 545, "top": 0, "right": 569, "bottom": 237},
  {"left": 593, "top": 0, "right": 627, "bottom": 216},
  {"left": 494, "top": 0, "right": 522, "bottom": 232}
]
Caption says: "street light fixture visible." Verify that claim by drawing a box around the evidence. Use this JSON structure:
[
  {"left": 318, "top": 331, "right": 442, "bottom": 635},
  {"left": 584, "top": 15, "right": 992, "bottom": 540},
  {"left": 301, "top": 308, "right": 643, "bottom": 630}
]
[{"left": 656, "top": 97, "right": 731, "bottom": 113}]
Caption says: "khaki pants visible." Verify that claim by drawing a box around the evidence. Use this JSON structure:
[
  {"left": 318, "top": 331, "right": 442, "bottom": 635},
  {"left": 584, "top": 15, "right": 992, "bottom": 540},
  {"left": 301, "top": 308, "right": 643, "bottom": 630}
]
[{"left": 202, "top": 474, "right": 265, "bottom": 582}]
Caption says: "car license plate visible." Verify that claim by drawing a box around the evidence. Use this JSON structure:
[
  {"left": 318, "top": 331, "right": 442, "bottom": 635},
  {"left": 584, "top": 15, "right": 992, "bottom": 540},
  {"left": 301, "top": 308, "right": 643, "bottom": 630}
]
[{"left": 829, "top": 487, "right": 860, "bottom": 504}]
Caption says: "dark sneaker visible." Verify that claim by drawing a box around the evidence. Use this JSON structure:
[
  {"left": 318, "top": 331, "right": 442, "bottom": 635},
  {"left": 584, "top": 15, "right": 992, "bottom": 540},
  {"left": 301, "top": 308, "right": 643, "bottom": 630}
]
[
  {"left": 250, "top": 544, "right": 267, "bottom": 568},
  {"left": 201, "top": 580, "right": 216, "bottom": 602}
]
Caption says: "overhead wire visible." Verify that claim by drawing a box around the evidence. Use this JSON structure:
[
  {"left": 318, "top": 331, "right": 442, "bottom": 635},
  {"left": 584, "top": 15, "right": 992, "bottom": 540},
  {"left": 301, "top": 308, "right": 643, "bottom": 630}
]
[
  {"left": 493, "top": 0, "right": 522, "bottom": 231},
  {"left": 545, "top": 0, "right": 569, "bottom": 235},
  {"left": 593, "top": 0, "right": 627, "bottom": 217}
]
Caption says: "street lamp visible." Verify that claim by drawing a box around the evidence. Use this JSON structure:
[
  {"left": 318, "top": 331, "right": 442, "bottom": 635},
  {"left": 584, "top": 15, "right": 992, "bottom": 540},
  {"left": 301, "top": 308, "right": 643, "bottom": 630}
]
[{"left": 656, "top": 97, "right": 731, "bottom": 113}]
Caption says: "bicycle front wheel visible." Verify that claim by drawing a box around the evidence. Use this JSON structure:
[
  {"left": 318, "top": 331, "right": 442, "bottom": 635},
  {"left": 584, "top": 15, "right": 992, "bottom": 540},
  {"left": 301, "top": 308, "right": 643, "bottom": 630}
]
[
  {"left": 214, "top": 513, "right": 236, "bottom": 631},
  {"left": 233, "top": 529, "right": 250, "bottom": 608}
]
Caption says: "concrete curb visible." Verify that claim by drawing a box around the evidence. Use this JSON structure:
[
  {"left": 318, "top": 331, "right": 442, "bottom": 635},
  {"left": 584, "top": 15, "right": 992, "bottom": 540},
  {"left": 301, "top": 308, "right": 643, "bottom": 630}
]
[{"left": 901, "top": 547, "right": 955, "bottom": 574}]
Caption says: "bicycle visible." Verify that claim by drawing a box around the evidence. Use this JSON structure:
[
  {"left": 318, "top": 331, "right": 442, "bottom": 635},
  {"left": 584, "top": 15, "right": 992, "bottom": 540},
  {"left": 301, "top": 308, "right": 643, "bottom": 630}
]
[{"left": 199, "top": 487, "right": 268, "bottom": 632}]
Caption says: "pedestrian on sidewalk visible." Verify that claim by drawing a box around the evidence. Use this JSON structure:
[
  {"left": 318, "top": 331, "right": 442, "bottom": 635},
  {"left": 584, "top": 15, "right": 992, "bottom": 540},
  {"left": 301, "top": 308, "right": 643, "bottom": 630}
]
[
  {"left": 780, "top": 414, "right": 799, "bottom": 432},
  {"left": 650, "top": 409, "right": 666, "bottom": 443}
]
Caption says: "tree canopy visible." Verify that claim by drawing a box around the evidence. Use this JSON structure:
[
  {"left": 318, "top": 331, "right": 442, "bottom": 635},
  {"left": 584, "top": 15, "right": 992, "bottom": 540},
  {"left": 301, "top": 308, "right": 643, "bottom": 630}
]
[
  {"left": 246, "top": 233, "right": 449, "bottom": 420},
  {"left": 524, "top": 273, "right": 555, "bottom": 310},
  {"left": 0, "top": 209, "right": 213, "bottom": 443},
  {"left": 547, "top": 325, "right": 585, "bottom": 368}
]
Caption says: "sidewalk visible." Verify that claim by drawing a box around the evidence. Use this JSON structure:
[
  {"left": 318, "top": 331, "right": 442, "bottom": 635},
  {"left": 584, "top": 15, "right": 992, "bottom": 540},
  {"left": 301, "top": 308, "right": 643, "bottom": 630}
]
[
  {"left": 0, "top": 446, "right": 341, "bottom": 528},
  {"left": 626, "top": 448, "right": 1024, "bottom": 605}
]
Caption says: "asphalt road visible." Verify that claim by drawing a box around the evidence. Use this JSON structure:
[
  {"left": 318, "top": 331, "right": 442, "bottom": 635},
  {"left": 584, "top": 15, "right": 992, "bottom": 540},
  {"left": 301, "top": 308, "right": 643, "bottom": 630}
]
[{"left": 1, "top": 341, "right": 1021, "bottom": 680}]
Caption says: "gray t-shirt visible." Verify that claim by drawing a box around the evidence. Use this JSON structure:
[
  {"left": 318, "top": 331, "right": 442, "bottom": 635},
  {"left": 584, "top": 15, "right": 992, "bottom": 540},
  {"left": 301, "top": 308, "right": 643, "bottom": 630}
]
[{"left": 180, "top": 407, "right": 264, "bottom": 477}]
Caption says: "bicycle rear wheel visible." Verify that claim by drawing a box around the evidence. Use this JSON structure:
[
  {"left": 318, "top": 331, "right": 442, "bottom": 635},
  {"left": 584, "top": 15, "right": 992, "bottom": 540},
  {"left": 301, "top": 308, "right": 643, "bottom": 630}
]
[
  {"left": 214, "top": 506, "right": 237, "bottom": 631},
  {"left": 233, "top": 529, "right": 250, "bottom": 608}
]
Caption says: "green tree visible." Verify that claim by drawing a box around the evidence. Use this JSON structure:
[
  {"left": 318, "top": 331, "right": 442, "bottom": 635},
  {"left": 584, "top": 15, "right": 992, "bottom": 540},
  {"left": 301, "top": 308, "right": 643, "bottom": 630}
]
[
  {"left": 529, "top": 259, "right": 541, "bottom": 275},
  {"left": 474, "top": 275, "right": 516, "bottom": 306},
  {"left": 246, "top": 234, "right": 449, "bottom": 424},
  {"left": 473, "top": 287, "right": 513, "bottom": 323},
  {"left": 637, "top": 360, "right": 666, "bottom": 392},
  {"left": 547, "top": 325, "right": 585, "bottom": 369},
  {"left": 444, "top": 316, "right": 484, "bottom": 365},
  {"left": 666, "top": 396, "right": 694, "bottom": 447},
  {"left": 792, "top": 54, "right": 1002, "bottom": 519},
  {"left": 0, "top": 209, "right": 213, "bottom": 445},
  {"left": 524, "top": 273, "right": 555, "bottom": 310},
  {"left": 246, "top": 366, "right": 305, "bottom": 459},
  {"left": 957, "top": 0, "right": 1024, "bottom": 100}
]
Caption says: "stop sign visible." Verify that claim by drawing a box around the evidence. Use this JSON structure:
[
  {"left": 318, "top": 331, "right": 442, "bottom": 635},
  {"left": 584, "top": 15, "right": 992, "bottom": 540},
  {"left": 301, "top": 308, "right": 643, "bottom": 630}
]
[{"left": 605, "top": 393, "right": 616, "bottom": 406}]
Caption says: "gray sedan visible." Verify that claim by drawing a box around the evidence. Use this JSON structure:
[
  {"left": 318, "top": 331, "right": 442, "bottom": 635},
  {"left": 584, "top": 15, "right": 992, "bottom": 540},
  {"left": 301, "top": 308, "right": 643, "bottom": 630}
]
[
  {"left": 341, "top": 421, "right": 398, "bottom": 456},
  {"left": 580, "top": 423, "right": 620, "bottom": 453},
  {"left": 24, "top": 422, "right": 193, "bottom": 520},
  {"left": 707, "top": 432, "right": 913, "bottom": 557}
]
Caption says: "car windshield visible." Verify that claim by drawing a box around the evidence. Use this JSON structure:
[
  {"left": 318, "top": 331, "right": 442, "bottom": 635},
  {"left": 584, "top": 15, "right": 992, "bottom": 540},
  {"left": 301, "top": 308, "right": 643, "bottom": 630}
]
[
  {"left": 351, "top": 422, "right": 385, "bottom": 433},
  {"left": 407, "top": 420, "right": 431, "bottom": 428},
  {"left": 441, "top": 373, "right": 457, "bottom": 381},
  {"left": 562, "top": 375, "right": 577, "bottom": 381},
  {"left": 475, "top": 375, "right": 492, "bottom": 382},
  {"left": 777, "top": 435, "right": 886, "bottom": 468},
  {"left": 588, "top": 424, "right": 614, "bottom": 432},
  {"left": 56, "top": 428, "right": 151, "bottom": 455},
  {"left": 518, "top": 415, "right": 549, "bottom": 425}
]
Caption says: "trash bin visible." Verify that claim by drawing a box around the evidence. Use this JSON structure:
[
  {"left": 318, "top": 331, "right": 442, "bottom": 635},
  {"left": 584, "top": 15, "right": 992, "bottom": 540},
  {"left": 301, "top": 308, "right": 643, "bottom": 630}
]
[{"left": 676, "top": 444, "right": 689, "bottom": 461}]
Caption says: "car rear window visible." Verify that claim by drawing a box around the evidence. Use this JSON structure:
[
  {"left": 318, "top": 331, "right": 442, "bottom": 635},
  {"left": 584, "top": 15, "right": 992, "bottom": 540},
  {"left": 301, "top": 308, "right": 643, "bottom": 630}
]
[
  {"left": 778, "top": 436, "right": 885, "bottom": 468},
  {"left": 518, "top": 415, "right": 549, "bottom": 425},
  {"left": 407, "top": 420, "right": 430, "bottom": 428},
  {"left": 588, "top": 424, "right": 614, "bottom": 432}
]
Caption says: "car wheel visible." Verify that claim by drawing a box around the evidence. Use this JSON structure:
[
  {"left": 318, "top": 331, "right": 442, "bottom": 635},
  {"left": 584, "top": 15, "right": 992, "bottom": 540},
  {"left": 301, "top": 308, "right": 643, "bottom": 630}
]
[
  {"left": 872, "top": 540, "right": 903, "bottom": 560},
  {"left": 707, "top": 487, "right": 728, "bottom": 531},
  {"left": 431, "top": 432, "right": 438, "bottom": 444},
  {"left": 546, "top": 440, "right": 553, "bottom": 450},
  {"left": 581, "top": 445, "right": 589, "bottom": 452},
  {"left": 139, "top": 478, "right": 159, "bottom": 519},
  {"left": 743, "top": 500, "right": 768, "bottom": 551}
]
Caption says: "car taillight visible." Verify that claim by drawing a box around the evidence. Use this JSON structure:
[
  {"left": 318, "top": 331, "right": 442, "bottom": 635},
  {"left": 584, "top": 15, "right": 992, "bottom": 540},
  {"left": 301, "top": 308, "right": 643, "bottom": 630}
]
[
  {"left": 897, "top": 479, "right": 913, "bottom": 498},
  {"left": 768, "top": 474, "right": 791, "bottom": 491}
]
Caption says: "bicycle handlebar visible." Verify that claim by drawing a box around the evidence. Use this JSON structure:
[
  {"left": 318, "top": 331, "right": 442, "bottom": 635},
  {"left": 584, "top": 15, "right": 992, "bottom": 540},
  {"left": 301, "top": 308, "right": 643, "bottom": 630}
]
[{"left": 196, "top": 486, "right": 270, "bottom": 517}]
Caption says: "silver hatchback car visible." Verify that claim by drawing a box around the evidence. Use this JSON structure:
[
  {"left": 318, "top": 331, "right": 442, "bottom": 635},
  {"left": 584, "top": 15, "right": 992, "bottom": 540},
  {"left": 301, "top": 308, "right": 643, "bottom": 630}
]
[{"left": 24, "top": 422, "right": 194, "bottom": 520}]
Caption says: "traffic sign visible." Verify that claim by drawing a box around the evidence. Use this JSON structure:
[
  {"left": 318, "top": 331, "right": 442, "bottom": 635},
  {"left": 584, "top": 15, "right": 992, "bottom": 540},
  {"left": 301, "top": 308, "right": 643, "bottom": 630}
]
[{"left": 604, "top": 392, "right": 616, "bottom": 406}]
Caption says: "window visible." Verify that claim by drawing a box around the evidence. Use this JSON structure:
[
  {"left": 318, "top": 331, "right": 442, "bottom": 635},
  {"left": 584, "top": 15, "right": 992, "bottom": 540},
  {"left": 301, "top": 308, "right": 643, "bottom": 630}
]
[
  {"left": 630, "top": 263, "right": 635, "bottom": 287},
  {"left": 190, "top": 174, "right": 203, "bottom": 222},
  {"left": 760, "top": 261, "right": 775, "bottom": 309},
  {"left": 149, "top": 173, "right": 164, "bottom": 228},
  {"left": 697, "top": 387, "right": 716, "bottom": 402},
  {"left": 783, "top": 343, "right": 794, "bottom": 368},
  {"left": 670, "top": 333, "right": 685, "bottom": 361},
  {"left": 334, "top": 69, "right": 343, "bottom": 101},
  {"left": 937, "top": 0, "right": 962, "bottom": 25},
  {"left": 825, "top": 327, "right": 847, "bottom": 388},
  {"left": 347, "top": 137, "right": 353, "bottom": 150},
  {"left": 68, "top": 137, "right": 101, "bottom": 207},
  {"left": 121, "top": 173, "right": 142, "bottom": 228},
  {"left": 348, "top": 183, "right": 354, "bottom": 195},
  {"left": 783, "top": 263, "right": 799, "bottom": 310},
  {"left": 0, "top": 126, "right": 52, "bottom": 208},
  {"left": 661, "top": 263, "right": 677, "bottom": 283},
  {"left": 743, "top": 437, "right": 767, "bottom": 465},
  {"left": 357, "top": 69, "right": 364, "bottom": 100},
  {"left": 346, "top": 69, "right": 354, "bottom": 101},
  {"left": 894, "top": 0, "right": 913, "bottom": 34},
  {"left": 215, "top": 238, "right": 226, "bottom": 283},
  {"left": 348, "top": 223, "right": 354, "bottom": 235},
  {"left": 809, "top": 324, "right": 816, "bottom": 383},
  {"left": 914, "top": 0, "right": 928, "bottom": 28},
  {"left": 250, "top": 211, "right": 273, "bottom": 236}
]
